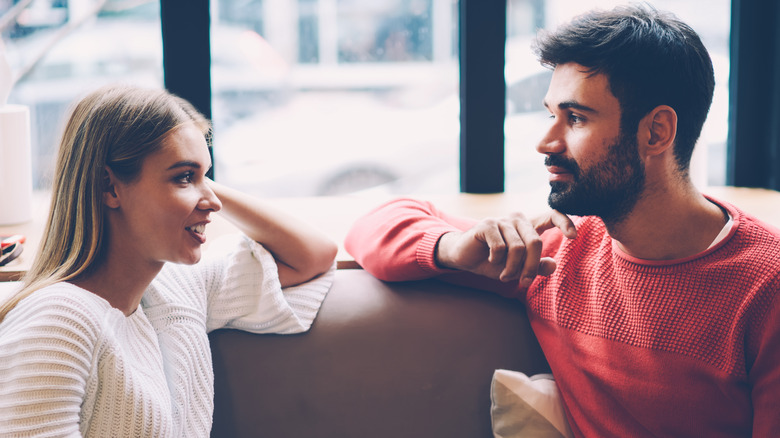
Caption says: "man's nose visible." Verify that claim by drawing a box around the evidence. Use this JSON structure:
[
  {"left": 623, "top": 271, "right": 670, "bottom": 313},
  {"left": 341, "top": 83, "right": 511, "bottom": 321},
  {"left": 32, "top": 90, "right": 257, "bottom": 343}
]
[{"left": 536, "top": 122, "right": 566, "bottom": 155}]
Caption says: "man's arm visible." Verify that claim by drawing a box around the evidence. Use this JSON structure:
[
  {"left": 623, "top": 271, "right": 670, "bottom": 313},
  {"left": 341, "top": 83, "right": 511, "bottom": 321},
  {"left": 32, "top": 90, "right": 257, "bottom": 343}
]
[
  {"left": 345, "top": 198, "right": 472, "bottom": 282},
  {"left": 345, "top": 197, "right": 576, "bottom": 290}
]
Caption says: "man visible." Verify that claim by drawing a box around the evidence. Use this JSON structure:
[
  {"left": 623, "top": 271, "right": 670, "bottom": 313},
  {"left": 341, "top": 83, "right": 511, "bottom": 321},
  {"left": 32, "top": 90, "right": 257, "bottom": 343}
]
[{"left": 345, "top": 4, "right": 780, "bottom": 437}]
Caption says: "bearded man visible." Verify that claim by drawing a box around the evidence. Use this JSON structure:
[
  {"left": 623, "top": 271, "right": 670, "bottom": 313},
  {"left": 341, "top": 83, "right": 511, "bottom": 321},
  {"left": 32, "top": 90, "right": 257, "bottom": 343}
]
[{"left": 344, "top": 4, "right": 780, "bottom": 437}]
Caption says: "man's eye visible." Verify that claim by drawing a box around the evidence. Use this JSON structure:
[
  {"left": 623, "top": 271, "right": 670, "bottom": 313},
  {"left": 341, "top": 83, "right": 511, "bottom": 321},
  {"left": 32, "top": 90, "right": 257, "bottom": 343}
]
[{"left": 569, "top": 114, "right": 584, "bottom": 124}]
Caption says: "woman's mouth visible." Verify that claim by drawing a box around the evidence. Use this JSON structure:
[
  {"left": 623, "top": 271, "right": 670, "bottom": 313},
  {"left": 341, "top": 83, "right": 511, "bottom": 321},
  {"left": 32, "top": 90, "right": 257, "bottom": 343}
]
[
  {"left": 187, "top": 224, "right": 206, "bottom": 234},
  {"left": 186, "top": 223, "right": 208, "bottom": 244}
]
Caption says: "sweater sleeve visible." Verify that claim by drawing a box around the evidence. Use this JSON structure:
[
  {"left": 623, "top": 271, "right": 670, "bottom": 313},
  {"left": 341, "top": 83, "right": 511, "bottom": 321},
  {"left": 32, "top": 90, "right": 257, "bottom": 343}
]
[
  {"left": 204, "top": 234, "right": 335, "bottom": 334},
  {"left": 749, "top": 291, "right": 780, "bottom": 436},
  {"left": 0, "top": 290, "right": 99, "bottom": 437},
  {"left": 345, "top": 197, "right": 477, "bottom": 281},
  {"left": 344, "top": 197, "right": 526, "bottom": 298}
]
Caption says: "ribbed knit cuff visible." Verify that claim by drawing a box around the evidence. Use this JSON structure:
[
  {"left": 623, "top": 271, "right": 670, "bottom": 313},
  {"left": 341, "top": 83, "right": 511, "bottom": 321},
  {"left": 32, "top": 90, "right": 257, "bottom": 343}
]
[
  {"left": 417, "top": 228, "right": 457, "bottom": 274},
  {"left": 279, "top": 262, "right": 336, "bottom": 333}
]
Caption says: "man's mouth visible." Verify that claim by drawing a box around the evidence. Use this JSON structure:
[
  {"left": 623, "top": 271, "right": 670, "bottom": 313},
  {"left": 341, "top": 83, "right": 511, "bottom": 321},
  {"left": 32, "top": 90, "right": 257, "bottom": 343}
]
[{"left": 544, "top": 156, "right": 578, "bottom": 182}]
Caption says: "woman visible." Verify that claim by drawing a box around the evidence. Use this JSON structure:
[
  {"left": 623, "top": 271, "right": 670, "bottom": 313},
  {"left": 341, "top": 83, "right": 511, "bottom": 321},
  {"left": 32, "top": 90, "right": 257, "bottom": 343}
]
[{"left": 0, "top": 85, "right": 337, "bottom": 437}]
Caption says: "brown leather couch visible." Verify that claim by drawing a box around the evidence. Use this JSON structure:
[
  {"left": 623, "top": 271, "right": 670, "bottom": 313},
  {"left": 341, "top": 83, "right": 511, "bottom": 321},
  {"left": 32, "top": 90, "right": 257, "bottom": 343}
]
[{"left": 209, "top": 268, "right": 550, "bottom": 438}]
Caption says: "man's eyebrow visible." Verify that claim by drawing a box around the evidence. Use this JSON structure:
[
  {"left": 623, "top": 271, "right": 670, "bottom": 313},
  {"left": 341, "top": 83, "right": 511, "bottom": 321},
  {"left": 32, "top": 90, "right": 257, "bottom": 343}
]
[{"left": 543, "top": 100, "right": 599, "bottom": 114}]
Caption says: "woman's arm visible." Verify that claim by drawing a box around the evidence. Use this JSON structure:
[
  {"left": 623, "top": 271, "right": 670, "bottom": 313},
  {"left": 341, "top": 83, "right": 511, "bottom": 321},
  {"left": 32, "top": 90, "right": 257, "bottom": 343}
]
[
  {"left": 208, "top": 180, "right": 337, "bottom": 287},
  {"left": 0, "top": 294, "right": 92, "bottom": 437}
]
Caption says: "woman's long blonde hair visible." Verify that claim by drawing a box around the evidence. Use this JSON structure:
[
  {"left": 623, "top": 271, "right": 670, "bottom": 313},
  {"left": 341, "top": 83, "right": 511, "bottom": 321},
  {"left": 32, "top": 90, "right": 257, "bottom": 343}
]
[{"left": 0, "top": 85, "right": 210, "bottom": 322}]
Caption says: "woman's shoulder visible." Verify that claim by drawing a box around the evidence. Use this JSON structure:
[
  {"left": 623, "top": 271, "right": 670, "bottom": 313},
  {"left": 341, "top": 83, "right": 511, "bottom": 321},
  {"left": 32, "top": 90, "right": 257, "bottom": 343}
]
[{"left": 1, "top": 283, "right": 116, "bottom": 343}]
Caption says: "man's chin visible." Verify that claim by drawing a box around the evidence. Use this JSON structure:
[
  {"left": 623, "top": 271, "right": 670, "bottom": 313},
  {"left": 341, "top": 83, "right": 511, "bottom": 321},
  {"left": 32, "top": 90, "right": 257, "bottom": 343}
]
[
  {"left": 547, "top": 187, "right": 595, "bottom": 217},
  {"left": 547, "top": 183, "right": 573, "bottom": 211}
]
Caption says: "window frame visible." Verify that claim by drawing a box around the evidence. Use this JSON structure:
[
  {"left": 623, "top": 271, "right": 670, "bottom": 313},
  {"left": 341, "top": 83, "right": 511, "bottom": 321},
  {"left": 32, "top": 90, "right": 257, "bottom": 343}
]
[{"left": 160, "top": 0, "right": 777, "bottom": 193}]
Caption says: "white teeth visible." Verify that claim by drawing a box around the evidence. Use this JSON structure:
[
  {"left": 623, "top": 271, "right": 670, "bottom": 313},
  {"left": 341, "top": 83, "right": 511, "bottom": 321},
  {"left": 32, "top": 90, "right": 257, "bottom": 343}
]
[{"left": 188, "top": 224, "right": 206, "bottom": 234}]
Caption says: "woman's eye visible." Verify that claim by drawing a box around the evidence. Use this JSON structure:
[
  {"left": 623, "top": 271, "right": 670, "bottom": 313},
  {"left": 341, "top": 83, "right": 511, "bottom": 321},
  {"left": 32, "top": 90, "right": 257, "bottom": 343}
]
[{"left": 175, "top": 171, "right": 195, "bottom": 184}]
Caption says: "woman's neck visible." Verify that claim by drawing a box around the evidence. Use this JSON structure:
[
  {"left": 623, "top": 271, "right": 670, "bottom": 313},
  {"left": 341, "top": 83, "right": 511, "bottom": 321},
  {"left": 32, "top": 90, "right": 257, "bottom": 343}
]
[{"left": 72, "top": 258, "right": 163, "bottom": 316}]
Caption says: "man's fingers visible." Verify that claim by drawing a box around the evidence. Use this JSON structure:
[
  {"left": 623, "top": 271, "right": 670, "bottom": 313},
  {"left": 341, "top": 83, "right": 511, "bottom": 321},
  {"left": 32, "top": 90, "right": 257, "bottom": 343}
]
[
  {"left": 496, "top": 220, "right": 529, "bottom": 281},
  {"left": 538, "top": 257, "right": 557, "bottom": 277},
  {"left": 506, "top": 217, "right": 543, "bottom": 285},
  {"left": 465, "top": 212, "right": 570, "bottom": 284},
  {"left": 479, "top": 223, "right": 508, "bottom": 264},
  {"left": 533, "top": 210, "right": 577, "bottom": 239}
]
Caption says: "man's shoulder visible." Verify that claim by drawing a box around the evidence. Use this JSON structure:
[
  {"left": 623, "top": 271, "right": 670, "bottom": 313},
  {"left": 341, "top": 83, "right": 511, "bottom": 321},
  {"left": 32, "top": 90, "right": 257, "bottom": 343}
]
[
  {"left": 709, "top": 196, "right": 780, "bottom": 238},
  {"left": 718, "top": 207, "right": 780, "bottom": 289},
  {"left": 729, "top": 204, "right": 780, "bottom": 247}
]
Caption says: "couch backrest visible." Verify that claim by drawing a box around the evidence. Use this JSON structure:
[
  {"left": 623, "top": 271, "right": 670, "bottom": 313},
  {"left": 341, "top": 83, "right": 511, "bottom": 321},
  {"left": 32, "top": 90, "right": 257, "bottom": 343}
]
[{"left": 210, "top": 269, "right": 549, "bottom": 438}]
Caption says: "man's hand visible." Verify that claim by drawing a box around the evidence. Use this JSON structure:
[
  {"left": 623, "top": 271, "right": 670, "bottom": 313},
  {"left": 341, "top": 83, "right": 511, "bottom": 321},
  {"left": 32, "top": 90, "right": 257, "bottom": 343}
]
[{"left": 434, "top": 210, "right": 576, "bottom": 286}]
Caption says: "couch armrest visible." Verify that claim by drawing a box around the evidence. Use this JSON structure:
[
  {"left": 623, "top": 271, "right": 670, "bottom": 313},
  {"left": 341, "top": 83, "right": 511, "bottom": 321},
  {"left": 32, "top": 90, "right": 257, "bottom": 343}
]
[{"left": 210, "top": 269, "right": 549, "bottom": 438}]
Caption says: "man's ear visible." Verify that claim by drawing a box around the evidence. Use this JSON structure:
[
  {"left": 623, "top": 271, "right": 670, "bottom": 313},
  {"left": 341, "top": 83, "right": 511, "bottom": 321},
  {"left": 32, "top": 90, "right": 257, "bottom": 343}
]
[
  {"left": 103, "top": 166, "right": 121, "bottom": 209},
  {"left": 639, "top": 105, "right": 677, "bottom": 157}
]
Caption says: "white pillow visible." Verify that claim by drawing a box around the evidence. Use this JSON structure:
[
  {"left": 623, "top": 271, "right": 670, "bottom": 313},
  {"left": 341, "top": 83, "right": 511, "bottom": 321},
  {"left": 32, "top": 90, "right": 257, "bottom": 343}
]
[{"left": 491, "top": 369, "right": 574, "bottom": 438}]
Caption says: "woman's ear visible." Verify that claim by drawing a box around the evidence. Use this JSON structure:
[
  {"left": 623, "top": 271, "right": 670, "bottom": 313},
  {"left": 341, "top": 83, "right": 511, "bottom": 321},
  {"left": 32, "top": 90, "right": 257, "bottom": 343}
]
[
  {"left": 103, "top": 166, "right": 121, "bottom": 209},
  {"left": 639, "top": 105, "right": 677, "bottom": 157}
]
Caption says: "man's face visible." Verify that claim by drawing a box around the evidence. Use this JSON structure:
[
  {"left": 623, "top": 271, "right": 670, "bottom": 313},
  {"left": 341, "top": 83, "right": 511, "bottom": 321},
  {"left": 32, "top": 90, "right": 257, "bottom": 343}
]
[{"left": 537, "top": 62, "right": 645, "bottom": 223}]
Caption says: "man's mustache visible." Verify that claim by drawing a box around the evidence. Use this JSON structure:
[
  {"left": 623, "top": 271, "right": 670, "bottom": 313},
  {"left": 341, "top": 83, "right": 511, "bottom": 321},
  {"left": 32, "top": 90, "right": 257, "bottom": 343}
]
[{"left": 544, "top": 155, "right": 580, "bottom": 176}]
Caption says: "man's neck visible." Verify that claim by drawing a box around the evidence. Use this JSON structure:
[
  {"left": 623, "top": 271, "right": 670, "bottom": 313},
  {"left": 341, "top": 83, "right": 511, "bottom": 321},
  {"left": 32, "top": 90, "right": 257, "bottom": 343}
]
[{"left": 605, "top": 184, "right": 728, "bottom": 261}]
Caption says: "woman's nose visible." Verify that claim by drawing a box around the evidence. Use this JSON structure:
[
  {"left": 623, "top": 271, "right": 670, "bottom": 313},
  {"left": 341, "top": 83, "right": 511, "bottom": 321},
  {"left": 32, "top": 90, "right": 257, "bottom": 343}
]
[{"left": 199, "top": 185, "right": 222, "bottom": 212}]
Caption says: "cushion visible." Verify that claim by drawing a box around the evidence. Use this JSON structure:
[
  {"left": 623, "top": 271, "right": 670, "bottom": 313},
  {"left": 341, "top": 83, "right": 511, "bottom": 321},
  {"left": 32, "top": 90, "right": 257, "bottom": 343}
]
[{"left": 490, "top": 369, "right": 573, "bottom": 438}]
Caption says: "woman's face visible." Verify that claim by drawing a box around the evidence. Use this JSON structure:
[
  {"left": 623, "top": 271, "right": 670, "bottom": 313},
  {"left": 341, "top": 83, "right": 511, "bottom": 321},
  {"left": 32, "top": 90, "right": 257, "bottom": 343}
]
[{"left": 108, "top": 123, "right": 222, "bottom": 267}]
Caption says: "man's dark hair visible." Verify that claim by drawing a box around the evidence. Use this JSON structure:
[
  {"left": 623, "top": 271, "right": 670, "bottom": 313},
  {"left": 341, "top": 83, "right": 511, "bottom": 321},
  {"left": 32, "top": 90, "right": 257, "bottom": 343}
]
[{"left": 532, "top": 3, "right": 715, "bottom": 173}]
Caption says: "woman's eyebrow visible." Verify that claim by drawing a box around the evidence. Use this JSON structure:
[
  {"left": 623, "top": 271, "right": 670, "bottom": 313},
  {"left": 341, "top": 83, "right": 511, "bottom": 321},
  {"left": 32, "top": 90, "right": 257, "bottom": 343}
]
[{"left": 166, "top": 160, "right": 202, "bottom": 170}]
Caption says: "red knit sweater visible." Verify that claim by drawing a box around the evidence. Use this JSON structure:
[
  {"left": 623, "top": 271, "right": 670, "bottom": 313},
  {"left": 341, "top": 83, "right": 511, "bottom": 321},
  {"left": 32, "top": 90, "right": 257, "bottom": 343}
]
[{"left": 344, "top": 197, "right": 780, "bottom": 437}]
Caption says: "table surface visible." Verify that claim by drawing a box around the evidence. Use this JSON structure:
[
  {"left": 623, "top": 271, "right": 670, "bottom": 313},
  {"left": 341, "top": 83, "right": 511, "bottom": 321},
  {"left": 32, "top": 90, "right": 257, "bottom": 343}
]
[{"left": 3, "top": 186, "right": 780, "bottom": 281}]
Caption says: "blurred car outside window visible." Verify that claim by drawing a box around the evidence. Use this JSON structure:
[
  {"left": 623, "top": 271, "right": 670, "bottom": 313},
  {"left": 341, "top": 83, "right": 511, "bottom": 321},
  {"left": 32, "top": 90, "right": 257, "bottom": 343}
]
[{"left": 211, "top": 0, "right": 461, "bottom": 198}]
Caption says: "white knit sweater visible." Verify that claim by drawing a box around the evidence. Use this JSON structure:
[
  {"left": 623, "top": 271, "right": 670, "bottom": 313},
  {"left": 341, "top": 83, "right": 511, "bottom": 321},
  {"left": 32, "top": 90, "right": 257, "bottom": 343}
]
[{"left": 0, "top": 235, "right": 335, "bottom": 437}]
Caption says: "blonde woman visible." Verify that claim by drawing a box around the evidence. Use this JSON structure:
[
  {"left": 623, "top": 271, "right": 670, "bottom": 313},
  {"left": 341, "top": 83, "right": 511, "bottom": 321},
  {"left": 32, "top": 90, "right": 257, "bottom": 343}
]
[{"left": 0, "top": 85, "right": 337, "bottom": 437}]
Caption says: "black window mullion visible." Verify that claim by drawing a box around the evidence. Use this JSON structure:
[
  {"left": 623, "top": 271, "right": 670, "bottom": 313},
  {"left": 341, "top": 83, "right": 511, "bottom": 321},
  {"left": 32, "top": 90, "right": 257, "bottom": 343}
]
[
  {"left": 459, "top": 0, "right": 507, "bottom": 193},
  {"left": 727, "top": 0, "right": 780, "bottom": 189},
  {"left": 160, "top": 0, "right": 213, "bottom": 178}
]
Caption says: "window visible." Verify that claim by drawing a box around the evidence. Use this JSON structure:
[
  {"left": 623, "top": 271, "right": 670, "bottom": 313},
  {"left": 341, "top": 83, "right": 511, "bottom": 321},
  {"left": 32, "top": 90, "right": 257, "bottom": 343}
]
[
  {"left": 2, "top": 0, "right": 733, "bottom": 195},
  {"left": 1, "top": 0, "right": 163, "bottom": 189},
  {"left": 210, "top": 0, "right": 460, "bottom": 197}
]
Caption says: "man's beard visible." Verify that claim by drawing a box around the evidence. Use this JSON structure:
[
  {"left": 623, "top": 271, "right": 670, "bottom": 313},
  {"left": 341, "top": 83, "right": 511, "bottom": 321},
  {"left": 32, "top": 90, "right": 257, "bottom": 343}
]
[{"left": 546, "top": 132, "right": 645, "bottom": 224}]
